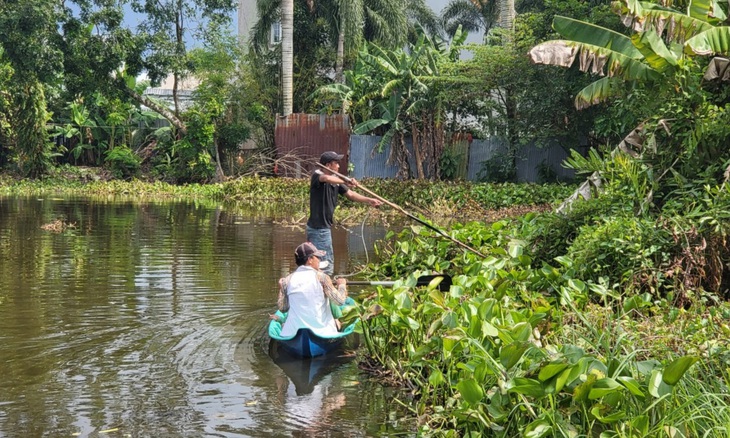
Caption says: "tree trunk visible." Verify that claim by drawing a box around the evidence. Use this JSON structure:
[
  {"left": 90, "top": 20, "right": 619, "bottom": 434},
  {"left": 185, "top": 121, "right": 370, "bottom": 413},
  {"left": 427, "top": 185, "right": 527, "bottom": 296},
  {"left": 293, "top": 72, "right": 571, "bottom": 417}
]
[
  {"left": 505, "top": 87, "right": 519, "bottom": 180},
  {"left": 123, "top": 86, "right": 187, "bottom": 135},
  {"left": 173, "top": 73, "right": 180, "bottom": 117},
  {"left": 281, "top": 0, "right": 294, "bottom": 116},
  {"left": 174, "top": 4, "right": 184, "bottom": 116},
  {"left": 213, "top": 138, "right": 226, "bottom": 182},
  {"left": 388, "top": 132, "right": 410, "bottom": 179},
  {"left": 412, "top": 125, "right": 425, "bottom": 179},
  {"left": 498, "top": 0, "right": 516, "bottom": 29},
  {"left": 430, "top": 113, "right": 445, "bottom": 180},
  {"left": 335, "top": 28, "right": 345, "bottom": 84}
]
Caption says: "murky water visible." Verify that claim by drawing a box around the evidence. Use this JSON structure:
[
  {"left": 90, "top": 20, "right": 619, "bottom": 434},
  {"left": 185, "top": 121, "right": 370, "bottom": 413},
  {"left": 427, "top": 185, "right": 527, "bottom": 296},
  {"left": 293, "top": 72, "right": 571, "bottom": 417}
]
[{"left": 0, "top": 196, "right": 412, "bottom": 437}]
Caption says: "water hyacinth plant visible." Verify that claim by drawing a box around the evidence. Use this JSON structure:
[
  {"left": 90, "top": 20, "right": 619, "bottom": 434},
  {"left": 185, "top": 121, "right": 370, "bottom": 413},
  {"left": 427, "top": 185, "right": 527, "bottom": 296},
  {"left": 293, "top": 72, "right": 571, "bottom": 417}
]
[{"left": 356, "top": 223, "right": 730, "bottom": 436}]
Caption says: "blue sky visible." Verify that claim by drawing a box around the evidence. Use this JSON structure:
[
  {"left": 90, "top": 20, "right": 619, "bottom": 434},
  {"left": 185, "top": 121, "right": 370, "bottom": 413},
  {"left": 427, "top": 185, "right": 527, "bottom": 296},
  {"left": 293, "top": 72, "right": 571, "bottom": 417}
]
[{"left": 123, "top": 0, "right": 482, "bottom": 46}]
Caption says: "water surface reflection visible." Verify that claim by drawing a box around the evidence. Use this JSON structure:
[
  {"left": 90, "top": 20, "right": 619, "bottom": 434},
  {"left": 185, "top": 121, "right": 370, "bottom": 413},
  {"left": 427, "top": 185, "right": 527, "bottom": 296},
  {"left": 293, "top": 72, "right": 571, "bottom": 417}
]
[{"left": 0, "top": 196, "right": 409, "bottom": 437}]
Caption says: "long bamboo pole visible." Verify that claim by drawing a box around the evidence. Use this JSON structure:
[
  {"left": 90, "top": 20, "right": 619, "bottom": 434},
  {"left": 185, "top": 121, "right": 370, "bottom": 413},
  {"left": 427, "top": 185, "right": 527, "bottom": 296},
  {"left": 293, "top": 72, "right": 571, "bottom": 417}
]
[{"left": 316, "top": 163, "right": 485, "bottom": 258}]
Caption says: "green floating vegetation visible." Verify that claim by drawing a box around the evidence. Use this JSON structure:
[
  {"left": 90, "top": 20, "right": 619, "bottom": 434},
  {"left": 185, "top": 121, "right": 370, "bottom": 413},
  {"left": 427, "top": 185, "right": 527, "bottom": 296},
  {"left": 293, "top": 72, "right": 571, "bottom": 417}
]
[
  {"left": 1, "top": 172, "right": 575, "bottom": 225},
  {"left": 355, "top": 215, "right": 730, "bottom": 437}
]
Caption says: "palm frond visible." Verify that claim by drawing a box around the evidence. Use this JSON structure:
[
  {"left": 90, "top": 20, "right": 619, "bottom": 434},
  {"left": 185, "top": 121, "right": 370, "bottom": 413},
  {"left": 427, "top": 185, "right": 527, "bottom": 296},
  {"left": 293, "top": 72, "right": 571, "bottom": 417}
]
[
  {"left": 405, "top": 0, "right": 443, "bottom": 39},
  {"left": 250, "top": 0, "right": 281, "bottom": 53},
  {"left": 441, "top": 0, "right": 487, "bottom": 36}
]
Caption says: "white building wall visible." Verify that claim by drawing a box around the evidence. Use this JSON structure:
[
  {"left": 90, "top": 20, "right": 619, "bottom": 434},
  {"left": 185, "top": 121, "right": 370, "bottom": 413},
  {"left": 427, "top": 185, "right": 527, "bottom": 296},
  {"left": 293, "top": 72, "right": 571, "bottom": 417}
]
[{"left": 238, "top": 0, "right": 258, "bottom": 46}]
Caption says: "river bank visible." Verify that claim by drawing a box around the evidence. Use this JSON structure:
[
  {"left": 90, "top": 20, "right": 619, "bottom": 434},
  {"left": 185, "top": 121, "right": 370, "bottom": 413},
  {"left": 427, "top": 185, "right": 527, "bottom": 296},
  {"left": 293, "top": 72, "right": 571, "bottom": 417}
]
[{"left": 0, "top": 165, "right": 575, "bottom": 226}]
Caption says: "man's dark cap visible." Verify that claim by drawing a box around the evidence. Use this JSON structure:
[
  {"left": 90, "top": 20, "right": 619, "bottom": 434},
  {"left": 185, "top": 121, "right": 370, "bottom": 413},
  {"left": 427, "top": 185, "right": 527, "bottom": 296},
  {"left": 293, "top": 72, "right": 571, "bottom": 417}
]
[
  {"left": 295, "top": 242, "right": 326, "bottom": 260},
  {"left": 319, "top": 151, "right": 344, "bottom": 164}
]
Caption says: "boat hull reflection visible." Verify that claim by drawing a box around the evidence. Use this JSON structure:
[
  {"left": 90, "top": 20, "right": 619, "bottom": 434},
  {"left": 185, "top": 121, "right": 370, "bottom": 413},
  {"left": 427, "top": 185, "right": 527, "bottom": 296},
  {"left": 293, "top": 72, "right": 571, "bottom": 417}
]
[{"left": 268, "top": 339, "right": 358, "bottom": 395}]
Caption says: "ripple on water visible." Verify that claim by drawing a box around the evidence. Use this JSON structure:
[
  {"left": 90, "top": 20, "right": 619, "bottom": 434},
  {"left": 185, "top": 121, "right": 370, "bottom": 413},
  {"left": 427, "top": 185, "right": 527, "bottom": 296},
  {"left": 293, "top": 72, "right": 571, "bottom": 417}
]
[{"left": 0, "top": 197, "right": 412, "bottom": 437}]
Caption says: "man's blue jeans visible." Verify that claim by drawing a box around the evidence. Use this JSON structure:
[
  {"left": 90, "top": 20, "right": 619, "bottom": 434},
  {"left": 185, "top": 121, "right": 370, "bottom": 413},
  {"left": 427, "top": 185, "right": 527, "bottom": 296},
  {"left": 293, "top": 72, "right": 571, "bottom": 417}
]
[{"left": 306, "top": 226, "right": 334, "bottom": 275}]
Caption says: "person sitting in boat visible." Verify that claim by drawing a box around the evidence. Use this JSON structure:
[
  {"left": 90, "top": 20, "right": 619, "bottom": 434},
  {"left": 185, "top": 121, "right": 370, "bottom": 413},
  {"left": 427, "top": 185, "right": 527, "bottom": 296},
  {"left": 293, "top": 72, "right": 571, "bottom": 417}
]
[{"left": 274, "top": 242, "right": 348, "bottom": 337}]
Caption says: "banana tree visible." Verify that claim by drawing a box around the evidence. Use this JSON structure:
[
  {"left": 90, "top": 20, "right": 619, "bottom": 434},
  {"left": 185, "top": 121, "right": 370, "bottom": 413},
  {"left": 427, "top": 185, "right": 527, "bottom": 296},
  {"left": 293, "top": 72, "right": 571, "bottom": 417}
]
[
  {"left": 345, "top": 30, "right": 465, "bottom": 180},
  {"left": 54, "top": 100, "right": 98, "bottom": 164},
  {"left": 529, "top": 0, "right": 730, "bottom": 110},
  {"left": 353, "top": 35, "right": 441, "bottom": 179},
  {"left": 529, "top": 0, "right": 730, "bottom": 211}
]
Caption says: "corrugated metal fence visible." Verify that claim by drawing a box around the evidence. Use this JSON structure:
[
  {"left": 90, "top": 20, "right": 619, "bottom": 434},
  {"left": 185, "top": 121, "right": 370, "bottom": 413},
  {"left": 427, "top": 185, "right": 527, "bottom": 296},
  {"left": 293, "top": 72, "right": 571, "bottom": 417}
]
[
  {"left": 350, "top": 135, "right": 576, "bottom": 182},
  {"left": 274, "top": 113, "right": 351, "bottom": 178}
]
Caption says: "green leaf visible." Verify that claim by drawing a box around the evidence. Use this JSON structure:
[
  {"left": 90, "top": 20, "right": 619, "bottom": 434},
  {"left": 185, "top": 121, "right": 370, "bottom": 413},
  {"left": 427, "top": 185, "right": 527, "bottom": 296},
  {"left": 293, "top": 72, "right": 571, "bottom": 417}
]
[
  {"left": 539, "top": 362, "right": 570, "bottom": 382},
  {"left": 552, "top": 16, "right": 643, "bottom": 58},
  {"left": 524, "top": 419, "right": 552, "bottom": 438},
  {"left": 456, "top": 378, "right": 484, "bottom": 404},
  {"left": 427, "top": 318, "right": 442, "bottom": 337},
  {"left": 555, "top": 367, "right": 572, "bottom": 392},
  {"left": 648, "top": 369, "right": 672, "bottom": 398},
  {"left": 508, "top": 377, "right": 545, "bottom": 397},
  {"left": 632, "top": 31, "right": 678, "bottom": 71},
  {"left": 500, "top": 342, "right": 529, "bottom": 370},
  {"left": 474, "top": 362, "right": 490, "bottom": 383},
  {"left": 353, "top": 118, "right": 389, "bottom": 134},
  {"left": 687, "top": 0, "right": 727, "bottom": 23},
  {"left": 508, "top": 242, "right": 523, "bottom": 258},
  {"left": 636, "top": 359, "right": 661, "bottom": 375},
  {"left": 662, "top": 356, "right": 699, "bottom": 385},
  {"left": 568, "top": 279, "right": 586, "bottom": 292},
  {"left": 563, "top": 345, "right": 587, "bottom": 362},
  {"left": 478, "top": 299, "right": 498, "bottom": 320},
  {"left": 427, "top": 275, "right": 447, "bottom": 291},
  {"left": 575, "top": 77, "right": 621, "bottom": 109},
  {"left": 429, "top": 369, "right": 445, "bottom": 386},
  {"left": 573, "top": 373, "right": 597, "bottom": 403},
  {"left": 428, "top": 290, "right": 445, "bottom": 307},
  {"left": 631, "top": 415, "right": 649, "bottom": 436},
  {"left": 404, "top": 316, "right": 419, "bottom": 330},
  {"left": 617, "top": 376, "right": 645, "bottom": 397},
  {"left": 442, "top": 335, "right": 458, "bottom": 353},
  {"left": 511, "top": 322, "right": 532, "bottom": 342},
  {"left": 686, "top": 27, "right": 730, "bottom": 56},
  {"left": 591, "top": 405, "right": 627, "bottom": 423},
  {"left": 124, "top": 72, "right": 136, "bottom": 90},
  {"left": 482, "top": 321, "right": 499, "bottom": 337},
  {"left": 588, "top": 378, "right": 623, "bottom": 399},
  {"left": 442, "top": 311, "right": 458, "bottom": 329}
]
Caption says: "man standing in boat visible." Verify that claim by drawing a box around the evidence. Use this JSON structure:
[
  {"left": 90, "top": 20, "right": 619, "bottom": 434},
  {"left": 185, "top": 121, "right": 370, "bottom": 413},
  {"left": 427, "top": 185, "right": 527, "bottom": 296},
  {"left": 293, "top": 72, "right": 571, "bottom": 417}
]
[{"left": 307, "top": 151, "right": 382, "bottom": 275}]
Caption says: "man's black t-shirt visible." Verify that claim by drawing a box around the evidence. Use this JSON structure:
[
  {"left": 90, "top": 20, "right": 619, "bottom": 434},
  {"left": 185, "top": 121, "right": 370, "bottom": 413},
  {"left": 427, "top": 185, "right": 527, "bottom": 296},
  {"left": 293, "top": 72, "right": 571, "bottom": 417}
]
[{"left": 307, "top": 170, "right": 349, "bottom": 229}]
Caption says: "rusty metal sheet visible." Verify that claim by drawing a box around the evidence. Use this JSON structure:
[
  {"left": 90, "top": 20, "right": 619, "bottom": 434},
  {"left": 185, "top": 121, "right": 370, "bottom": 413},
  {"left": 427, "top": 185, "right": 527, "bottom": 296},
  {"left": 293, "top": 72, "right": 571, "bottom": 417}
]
[{"left": 275, "top": 113, "right": 351, "bottom": 178}]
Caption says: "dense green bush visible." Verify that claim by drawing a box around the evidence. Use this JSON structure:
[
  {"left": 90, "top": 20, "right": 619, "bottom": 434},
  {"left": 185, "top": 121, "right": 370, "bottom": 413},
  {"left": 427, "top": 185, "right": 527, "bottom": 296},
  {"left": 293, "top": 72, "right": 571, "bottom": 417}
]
[
  {"left": 105, "top": 145, "right": 141, "bottom": 180},
  {"left": 566, "top": 216, "right": 671, "bottom": 292}
]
